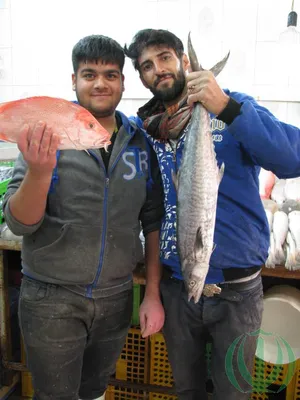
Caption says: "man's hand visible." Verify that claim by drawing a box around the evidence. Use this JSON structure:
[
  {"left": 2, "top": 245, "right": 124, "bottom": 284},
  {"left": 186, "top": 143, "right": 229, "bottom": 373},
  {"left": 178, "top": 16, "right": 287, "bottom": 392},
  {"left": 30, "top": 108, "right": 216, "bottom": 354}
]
[
  {"left": 139, "top": 294, "right": 165, "bottom": 338},
  {"left": 186, "top": 70, "right": 230, "bottom": 115},
  {"left": 18, "top": 121, "right": 60, "bottom": 178}
]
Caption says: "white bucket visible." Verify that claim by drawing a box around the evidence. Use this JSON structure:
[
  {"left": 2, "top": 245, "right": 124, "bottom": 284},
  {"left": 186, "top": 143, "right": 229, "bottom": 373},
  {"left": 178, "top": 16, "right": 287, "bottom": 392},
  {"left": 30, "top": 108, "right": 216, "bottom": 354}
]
[{"left": 255, "top": 285, "right": 300, "bottom": 364}]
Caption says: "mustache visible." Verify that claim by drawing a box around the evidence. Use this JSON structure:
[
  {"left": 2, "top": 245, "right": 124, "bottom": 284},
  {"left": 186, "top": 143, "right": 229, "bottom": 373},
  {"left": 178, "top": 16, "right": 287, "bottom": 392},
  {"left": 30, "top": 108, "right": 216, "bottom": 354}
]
[{"left": 154, "top": 73, "right": 175, "bottom": 87}]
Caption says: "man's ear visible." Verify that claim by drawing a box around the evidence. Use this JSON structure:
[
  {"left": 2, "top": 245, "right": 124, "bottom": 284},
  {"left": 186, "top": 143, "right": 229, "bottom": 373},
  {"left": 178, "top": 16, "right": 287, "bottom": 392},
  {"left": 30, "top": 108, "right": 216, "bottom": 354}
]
[
  {"left": 121, "top": 74, "right": 125, "bottom": 92},
  {"left": 182, "top": 53, "right": 190, "bottom": 72},
  {"left": 72, "top": 73, "right": 76, "bottom": 91}
]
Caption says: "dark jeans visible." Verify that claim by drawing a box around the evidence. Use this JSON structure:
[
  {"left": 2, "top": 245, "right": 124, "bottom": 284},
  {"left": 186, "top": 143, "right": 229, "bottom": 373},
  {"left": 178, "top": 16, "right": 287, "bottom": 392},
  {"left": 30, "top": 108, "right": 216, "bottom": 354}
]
[
  {"left": 19, "top": 276, "right": 133, "bottom": 400},
  {"left": 160, "top": 274, "right": 264, "bottom": 400}
]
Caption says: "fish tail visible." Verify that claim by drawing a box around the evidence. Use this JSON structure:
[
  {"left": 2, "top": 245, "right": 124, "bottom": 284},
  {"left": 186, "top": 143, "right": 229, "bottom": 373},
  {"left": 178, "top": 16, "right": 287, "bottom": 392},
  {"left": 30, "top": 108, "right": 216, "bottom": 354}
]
[
  {"left": 188, "top": 32, "right": 230, "bottom": 76},
  {"left": 210, "top": 52, "right": 230, "bottom": 77}
]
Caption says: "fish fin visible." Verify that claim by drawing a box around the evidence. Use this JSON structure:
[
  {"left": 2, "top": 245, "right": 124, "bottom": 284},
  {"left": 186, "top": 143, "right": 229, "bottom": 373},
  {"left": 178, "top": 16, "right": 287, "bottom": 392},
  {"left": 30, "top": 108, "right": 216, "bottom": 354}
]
[
  {"left": 171, "top": 170, "right": 179, "bottom": 192},
  {"left": 64, "top": 131, "right": 82, "bottom": 151},
  {"left": 187, "top": 32, "right": 204, "bottom": 72},
  {"left": 84, "top": 149, "right": 90, "bottom": 156},
  {"left": 195, "top": 227, "right": 204, "bottom": 254},
  {"left": 209, "top": 52, "right": 230, "bottom": 77},
  {"left": 218, "top": 162, "right": 225, "bottom": 184}
]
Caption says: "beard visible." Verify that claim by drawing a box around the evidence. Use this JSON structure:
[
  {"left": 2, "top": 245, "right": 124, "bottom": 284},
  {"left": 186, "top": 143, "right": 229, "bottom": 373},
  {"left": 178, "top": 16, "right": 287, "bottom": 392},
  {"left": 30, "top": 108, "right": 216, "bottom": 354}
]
[{"left": 148, "top": 64, "right": 186, "bottom": 102}]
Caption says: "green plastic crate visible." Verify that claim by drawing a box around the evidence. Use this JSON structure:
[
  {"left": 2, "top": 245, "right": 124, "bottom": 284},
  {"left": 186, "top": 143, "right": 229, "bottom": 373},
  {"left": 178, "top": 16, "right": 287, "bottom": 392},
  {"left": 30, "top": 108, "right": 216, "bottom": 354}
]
[
  {"left": 131, "top": 283, "right": 141, "bottom": 326},
  {"left": 0, "top": 161, "right": 15, "bottom": 167},
  {"left": 0, "top": 177, "right": 11, "bottom": 224}
]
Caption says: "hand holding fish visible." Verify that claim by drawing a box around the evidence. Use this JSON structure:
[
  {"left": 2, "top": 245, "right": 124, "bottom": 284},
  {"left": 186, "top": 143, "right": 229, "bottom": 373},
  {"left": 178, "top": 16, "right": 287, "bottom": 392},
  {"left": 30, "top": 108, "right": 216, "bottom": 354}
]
[
  {"left": 18, "top": 121, "right": 60, "bottom": 178},
  {"left": 186, "top": 70, "right": 230, "bottom": 115}
]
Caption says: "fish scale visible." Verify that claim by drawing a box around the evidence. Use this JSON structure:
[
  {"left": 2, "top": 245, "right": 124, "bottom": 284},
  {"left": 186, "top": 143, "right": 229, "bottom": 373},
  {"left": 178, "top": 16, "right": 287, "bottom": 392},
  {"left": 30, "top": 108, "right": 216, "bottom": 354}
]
[{"left": 174, "top": 33, "right": 229, "bottom": 303}]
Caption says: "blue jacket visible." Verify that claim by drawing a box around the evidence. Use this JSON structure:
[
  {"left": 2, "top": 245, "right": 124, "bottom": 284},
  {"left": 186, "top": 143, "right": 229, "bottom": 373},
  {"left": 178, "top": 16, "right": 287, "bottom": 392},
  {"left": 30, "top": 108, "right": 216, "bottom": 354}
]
[{"left": 133, "top": 90, "right": 300, "bottom": 284}]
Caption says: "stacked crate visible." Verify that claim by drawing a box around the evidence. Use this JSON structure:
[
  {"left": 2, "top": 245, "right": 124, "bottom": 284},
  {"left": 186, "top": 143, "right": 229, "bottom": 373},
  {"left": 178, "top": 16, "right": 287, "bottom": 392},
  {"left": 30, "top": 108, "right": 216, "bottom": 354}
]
[
  {"left": 106, "top": 327, "right": 149, "bottom": 399},
  {"left": 20, "top": 283, "right": 300, "bottom": 399},
  {"left": 149, "top": 333, "right": 176, "bottom": 400},
  {"left": 20, "top": 340, "right": 34, "bottom": 398}
]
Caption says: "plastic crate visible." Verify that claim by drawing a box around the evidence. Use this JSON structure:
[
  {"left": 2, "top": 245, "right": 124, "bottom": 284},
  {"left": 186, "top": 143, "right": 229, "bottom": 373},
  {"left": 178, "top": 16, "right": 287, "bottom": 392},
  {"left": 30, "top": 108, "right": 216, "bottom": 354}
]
[
  {"left": 21, "top": 371, "right": 34, "bottom": 399},
  {"left": 250, "top": 393, "right": 268, "bottom": 400},
  {"left": 0, "top": 177, "right": 11, "bottom": 224},
  {"left": 149, "top": 392, "right": 177, "bottom": 400},
  {"left": 149, "top": 332, "right": 174, "bottom": 389},
  {"left": 149, "top": 333, "right": 212, "bottom": 400},
  {"left": 293, "top": 361, "right": 300, "bottom": 399},
  {"left": 0, "top": 161, "right": 15, "bottom": 167},
  {"left": 286, "top": 359, "right": 300, "bottom": 400},
  {"left": 252, "top": 356, "right": 297, "bottom": 395},
  {"left": 21, "top": 340, "right": 34, "bottom": 398},
  {"left": 149, "top": 332, "right": 176, "bottom": 400},
  {"left": 105, "top": 385, "right": 145, "bottom": 399},
  {"left": 206, "top": 342, "right": 212, "bottom": 379},
  {"left": 131, "top": 283, "right": 141, "bottom": 326},
  {"left": 116, "top": 327, "right": 149, "bottom": 384}
]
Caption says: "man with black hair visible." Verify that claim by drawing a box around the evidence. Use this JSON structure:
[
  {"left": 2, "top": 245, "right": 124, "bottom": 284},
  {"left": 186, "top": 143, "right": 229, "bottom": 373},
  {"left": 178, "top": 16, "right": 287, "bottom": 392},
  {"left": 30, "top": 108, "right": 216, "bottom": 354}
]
[
  {"left": 3, "top": 34, "right": 165, "bottom": 400},
  {"left": 125, "top": 29, "right": 300, "bottom": 400}
]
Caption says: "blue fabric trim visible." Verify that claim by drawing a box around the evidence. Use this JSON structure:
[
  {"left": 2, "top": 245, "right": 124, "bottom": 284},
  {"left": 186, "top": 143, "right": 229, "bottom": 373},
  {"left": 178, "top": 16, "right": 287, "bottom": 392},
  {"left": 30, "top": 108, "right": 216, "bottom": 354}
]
[
  {"left": 145, "top": 139, "right": 154, "bottom": 191},
  {"left": 48, "top": 150, "right": 60, "bottom": 194}
]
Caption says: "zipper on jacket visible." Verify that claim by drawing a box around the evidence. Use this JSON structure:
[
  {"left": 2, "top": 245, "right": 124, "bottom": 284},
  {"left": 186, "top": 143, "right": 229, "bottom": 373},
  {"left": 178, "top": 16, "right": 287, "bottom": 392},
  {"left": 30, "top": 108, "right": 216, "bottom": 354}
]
[
  {"left": 86, "top": 174, "right": 109, "bottom": 298},
  {"left": 86, "top": 135, "right": 132, "bottom": 298},
  {"left": 86, "top": 150, "right": 107, "bottom": 298}
]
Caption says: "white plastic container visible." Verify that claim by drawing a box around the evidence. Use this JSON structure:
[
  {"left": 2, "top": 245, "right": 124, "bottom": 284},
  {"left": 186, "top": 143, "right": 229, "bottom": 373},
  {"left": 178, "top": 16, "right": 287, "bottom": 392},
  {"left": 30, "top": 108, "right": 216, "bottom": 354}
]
[{"left": 255, "top": 285, "right": 300, "bottom": 364}]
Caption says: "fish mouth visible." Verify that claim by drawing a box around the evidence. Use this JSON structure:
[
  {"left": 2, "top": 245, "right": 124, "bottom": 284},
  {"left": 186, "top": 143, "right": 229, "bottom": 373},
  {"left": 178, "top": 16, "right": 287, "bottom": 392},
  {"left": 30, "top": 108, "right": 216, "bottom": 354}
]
[
  {"left": 188, "top": 288, "right": 203, "bottom": 304},
  {"left": 186, "top": 279, "right": 206, "bottom": 304},
  {"left": 93, "top": 139, "right": 111, "bottom": 149}
]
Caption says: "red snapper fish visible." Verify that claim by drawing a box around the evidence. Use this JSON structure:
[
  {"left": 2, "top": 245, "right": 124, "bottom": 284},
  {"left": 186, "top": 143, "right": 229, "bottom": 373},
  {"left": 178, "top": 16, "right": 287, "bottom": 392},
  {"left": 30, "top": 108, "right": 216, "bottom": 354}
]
[{"left": 0, "top": 96, "right": 111, "bottom": 150}]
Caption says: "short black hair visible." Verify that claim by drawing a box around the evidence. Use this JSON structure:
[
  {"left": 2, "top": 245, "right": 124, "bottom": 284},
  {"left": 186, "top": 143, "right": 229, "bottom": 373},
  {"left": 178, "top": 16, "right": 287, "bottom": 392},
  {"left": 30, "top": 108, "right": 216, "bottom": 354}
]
[
  {"left": 72, "top": 35, "right": 125, "bottom": 74},
  {"left": 124, "top": 29, "right": 184, "bottom": 71}
]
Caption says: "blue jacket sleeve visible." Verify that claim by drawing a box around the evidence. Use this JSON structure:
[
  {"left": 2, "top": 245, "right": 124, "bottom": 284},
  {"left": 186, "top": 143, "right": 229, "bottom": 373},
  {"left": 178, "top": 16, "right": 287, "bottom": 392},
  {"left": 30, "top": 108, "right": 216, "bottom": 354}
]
[{"left": 228, "top": 92, "right": 300, "bottom": 179}]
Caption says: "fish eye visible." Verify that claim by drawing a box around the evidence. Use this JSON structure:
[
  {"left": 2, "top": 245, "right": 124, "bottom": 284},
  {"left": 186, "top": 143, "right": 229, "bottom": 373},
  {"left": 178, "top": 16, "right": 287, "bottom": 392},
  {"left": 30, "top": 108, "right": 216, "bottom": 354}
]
[
  {"left": 189, "top": 280, "right": 195, "bottom": 287},
  {"left": 89, "top": 123, "right": 94, "bottom": 129}
]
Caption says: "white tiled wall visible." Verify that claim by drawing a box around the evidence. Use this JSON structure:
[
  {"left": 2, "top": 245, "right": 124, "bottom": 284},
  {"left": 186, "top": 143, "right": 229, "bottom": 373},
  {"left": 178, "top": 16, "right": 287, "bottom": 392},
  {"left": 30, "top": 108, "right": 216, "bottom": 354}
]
[{"left": 0, "top": 0, "right": 300, "bottom": 125}]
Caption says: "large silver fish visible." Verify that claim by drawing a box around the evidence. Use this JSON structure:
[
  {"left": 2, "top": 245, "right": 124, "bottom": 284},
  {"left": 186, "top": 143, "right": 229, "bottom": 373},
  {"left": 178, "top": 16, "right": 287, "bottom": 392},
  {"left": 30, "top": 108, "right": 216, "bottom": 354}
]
[{"left": 174, "top": 33, "right": 229, "bottom": 303}]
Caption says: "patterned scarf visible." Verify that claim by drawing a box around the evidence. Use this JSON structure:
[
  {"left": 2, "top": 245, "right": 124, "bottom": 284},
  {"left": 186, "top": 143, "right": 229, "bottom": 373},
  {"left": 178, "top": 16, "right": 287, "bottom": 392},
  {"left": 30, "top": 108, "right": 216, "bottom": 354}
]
[{"left": 138, "top": 95, "right": 192, "bottom": 142}]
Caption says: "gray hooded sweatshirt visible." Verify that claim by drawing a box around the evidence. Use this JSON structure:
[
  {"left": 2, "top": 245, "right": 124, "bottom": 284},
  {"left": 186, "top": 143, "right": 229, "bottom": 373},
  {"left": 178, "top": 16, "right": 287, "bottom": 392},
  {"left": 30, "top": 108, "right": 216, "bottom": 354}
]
[{"left": 3, "top": 111, "right": 164, "bottom": 298}]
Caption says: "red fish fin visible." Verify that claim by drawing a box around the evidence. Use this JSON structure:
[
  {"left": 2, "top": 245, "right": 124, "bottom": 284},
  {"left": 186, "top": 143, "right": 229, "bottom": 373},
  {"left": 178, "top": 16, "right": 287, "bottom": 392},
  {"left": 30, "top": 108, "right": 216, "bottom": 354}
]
[
  {"left": 0, "top": 96, "right": 55, "bottom": 113},
  {"left": 0, "top": 101, "right": 17, "bottom": 113}
]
